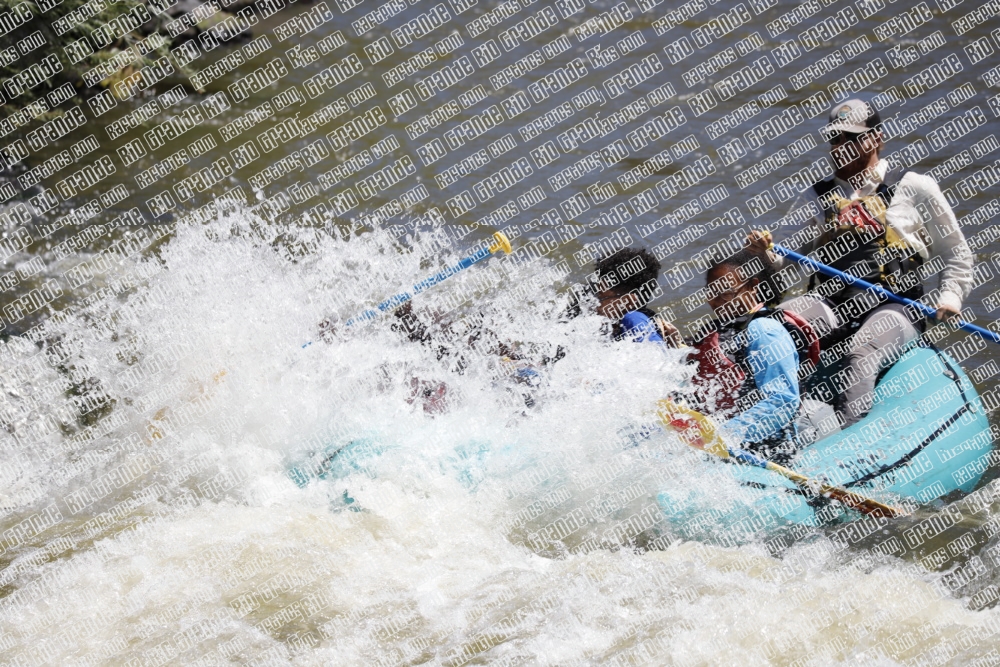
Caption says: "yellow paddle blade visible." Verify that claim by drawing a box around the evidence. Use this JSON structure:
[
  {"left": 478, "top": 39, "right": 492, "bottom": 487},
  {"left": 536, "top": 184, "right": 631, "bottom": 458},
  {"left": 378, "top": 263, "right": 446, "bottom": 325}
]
[
  {"left": 656, "top": 399, "right": 729, "bottom": 458},
  {"left": 488, "top": 231, "right": 512, "bottom": 255}
]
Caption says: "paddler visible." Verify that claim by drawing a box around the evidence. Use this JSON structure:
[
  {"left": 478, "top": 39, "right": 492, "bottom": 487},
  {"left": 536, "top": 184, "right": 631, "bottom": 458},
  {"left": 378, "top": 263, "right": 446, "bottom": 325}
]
[
  {"left": 590, "top": 247, "right": 668, "bottom": 343},
  {"left": 747, "top": 97, "right": 975, "bottom": 426},
  {"left": 656, "top": 249, "right": 809, "bottom": 462},
  {"left": 387, "top": 301, "right": 563, "bottom": 412},
  {"left": 384, "top": 245, "right": 667, "bottom": 409}
]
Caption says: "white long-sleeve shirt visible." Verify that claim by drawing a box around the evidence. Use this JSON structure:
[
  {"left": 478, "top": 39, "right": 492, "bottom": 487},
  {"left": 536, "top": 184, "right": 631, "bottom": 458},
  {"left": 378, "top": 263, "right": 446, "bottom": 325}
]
[{"left": 774, "top": 158, "right": 975, "bottom": 312}]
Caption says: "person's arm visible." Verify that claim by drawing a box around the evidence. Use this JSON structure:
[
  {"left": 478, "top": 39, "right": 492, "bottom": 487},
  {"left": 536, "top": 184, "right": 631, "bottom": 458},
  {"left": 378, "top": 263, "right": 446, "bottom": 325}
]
[
  {"left": 748, "top": 192, "right": 825, "bottom": 278},
  {"left": 910, "top": 174, "right": 975, "bottom": 318},
  {"left": 722, "top": 318, "right": 800, "bottom": 444}
]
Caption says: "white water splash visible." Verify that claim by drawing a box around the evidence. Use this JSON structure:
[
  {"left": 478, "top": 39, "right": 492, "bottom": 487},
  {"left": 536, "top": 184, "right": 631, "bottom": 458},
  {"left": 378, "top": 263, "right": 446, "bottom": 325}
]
[{"left": 0, "top": 209, "right": 998, "bottom": 666}]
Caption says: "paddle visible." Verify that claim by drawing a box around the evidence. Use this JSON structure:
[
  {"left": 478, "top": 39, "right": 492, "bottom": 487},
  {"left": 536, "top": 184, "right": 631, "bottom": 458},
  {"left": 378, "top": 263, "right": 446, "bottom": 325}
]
[
  {"left": 771, "top": 243, "right": 1000, "bottom": 345},
  {"left": 656, "top": 398, "right": 907, "bottom": 518},
  {"left": 148, "top": 232, "right": 513, "bottom": 439},
  {"left": 313, "top": 231, "right": 513, "bottom": 338},
  {"left": 285, "top": 232, "right": 516, "bottom": 484}
]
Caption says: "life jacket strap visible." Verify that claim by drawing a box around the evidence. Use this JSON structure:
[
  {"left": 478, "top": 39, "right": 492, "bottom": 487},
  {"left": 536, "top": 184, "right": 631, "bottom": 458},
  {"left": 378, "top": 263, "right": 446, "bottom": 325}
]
[{"left": 809, "top": 167, "right": 923, "bottom": 301}]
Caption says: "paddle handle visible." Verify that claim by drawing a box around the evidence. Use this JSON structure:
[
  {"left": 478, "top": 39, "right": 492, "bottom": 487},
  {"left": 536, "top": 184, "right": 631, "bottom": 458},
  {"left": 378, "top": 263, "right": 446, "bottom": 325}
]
[
  {"left": 772, "top": 244, "right": 1000, "bottom": 345},
  {"left": 414, "top": 232, "right": 511, "bottom": 295}
]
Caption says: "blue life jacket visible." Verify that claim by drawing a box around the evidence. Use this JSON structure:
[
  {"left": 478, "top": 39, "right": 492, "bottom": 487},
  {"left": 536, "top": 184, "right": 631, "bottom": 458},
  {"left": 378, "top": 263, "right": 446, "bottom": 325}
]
[{"left": 619, "top": 310, "right": 664, "bottom": 343}]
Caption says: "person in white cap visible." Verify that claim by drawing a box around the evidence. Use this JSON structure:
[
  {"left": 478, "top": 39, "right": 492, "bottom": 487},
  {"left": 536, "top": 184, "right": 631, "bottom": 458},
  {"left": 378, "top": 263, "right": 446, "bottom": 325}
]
[{"left": 747, "top": 97, "right": 975, "bottom": 427}]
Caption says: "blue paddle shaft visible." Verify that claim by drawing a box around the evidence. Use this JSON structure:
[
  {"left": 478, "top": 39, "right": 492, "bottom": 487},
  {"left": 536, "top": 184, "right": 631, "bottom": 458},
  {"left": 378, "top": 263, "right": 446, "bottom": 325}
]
[
  {"left": 301, "top": 243, "right": 497, "bottom": 348},
  {"left": 772, "top": 244, "right": 1000, "bottom": 345},
  {"left": 344, "top": 243, "right": 494, "bottom": 327}
]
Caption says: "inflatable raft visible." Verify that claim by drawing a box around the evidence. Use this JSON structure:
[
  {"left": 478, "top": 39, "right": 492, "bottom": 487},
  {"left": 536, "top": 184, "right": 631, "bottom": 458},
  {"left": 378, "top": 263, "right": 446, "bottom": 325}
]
[
  {"left": 287, "top": 343, "right": 994, "bottom": 545},
  {"left": 656, "top": 343, "right": 994, "bottom": 545}
]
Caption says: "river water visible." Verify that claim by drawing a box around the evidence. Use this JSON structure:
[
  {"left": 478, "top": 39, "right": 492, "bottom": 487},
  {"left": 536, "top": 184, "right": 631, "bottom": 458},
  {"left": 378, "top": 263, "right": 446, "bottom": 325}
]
[{"left": 3, "top": 0, "right": 1000, "bottom": 663}]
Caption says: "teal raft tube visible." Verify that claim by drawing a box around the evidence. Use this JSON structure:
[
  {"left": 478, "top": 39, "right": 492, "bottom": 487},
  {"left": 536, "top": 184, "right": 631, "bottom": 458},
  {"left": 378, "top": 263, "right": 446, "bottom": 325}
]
[
  {"left": 656, "top": 343, "right": 995, "bottom": 545},
  {"left": 286, "top": 434, "right": 501, "bottom": 509},
  {"left": 285, "top": 343, "right": 994, "bottom": 543}
]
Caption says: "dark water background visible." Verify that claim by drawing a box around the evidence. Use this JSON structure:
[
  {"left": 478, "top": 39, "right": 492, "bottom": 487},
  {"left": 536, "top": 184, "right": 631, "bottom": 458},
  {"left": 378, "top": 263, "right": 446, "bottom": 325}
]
[{"left": 15, "top": 0, "right": 1000, "bottom": 374}]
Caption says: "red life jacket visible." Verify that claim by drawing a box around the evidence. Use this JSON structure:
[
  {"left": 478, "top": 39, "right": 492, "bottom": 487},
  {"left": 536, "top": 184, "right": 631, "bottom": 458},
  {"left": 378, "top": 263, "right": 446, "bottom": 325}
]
[{"left": 688, "top": 308, "right": 820, "bottom": 413}]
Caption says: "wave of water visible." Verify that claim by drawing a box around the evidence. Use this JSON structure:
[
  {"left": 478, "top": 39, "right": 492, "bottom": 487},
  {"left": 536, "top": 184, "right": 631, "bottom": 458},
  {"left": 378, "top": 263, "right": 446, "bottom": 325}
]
[{"left": 1, "top": 209, "right": 1000, "bottom": 665}]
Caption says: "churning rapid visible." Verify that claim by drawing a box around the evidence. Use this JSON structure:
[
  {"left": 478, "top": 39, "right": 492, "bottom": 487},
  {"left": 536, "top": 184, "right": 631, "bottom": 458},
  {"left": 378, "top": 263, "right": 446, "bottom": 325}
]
[{"left": 0, "top": 207, "right": 998, "bottom": 665}]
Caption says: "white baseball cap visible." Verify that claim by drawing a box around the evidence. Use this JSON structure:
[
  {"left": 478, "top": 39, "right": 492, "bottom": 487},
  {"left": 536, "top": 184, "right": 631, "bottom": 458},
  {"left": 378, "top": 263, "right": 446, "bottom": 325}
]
[{"left": 823, "top": 98, "right": 881, "bottom": 137}]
